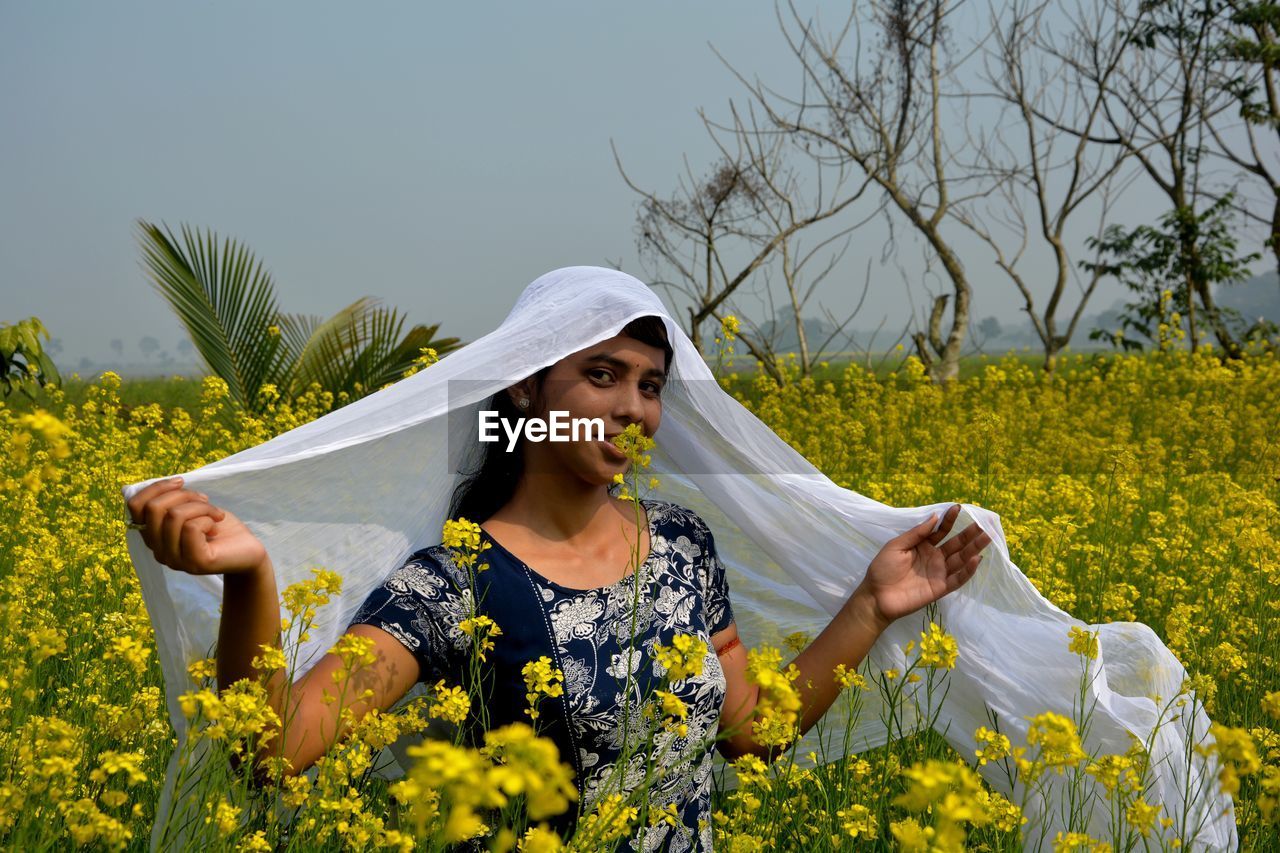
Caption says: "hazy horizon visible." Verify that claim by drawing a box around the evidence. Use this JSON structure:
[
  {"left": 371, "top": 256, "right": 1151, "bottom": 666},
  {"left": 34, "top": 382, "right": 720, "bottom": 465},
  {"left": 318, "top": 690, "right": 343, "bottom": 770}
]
[{"left": 5, "top": 2, "right": 1275, "bottom": 376}]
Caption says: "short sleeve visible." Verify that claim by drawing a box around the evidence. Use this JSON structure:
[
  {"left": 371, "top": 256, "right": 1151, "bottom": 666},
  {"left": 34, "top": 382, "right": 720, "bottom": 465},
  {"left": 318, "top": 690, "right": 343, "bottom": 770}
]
[
  {"left": 689, "top": 513, "right": 734, "bottom": 636},
  {"left": 347, "top": 547, "right": 473, "bottom": 686}
]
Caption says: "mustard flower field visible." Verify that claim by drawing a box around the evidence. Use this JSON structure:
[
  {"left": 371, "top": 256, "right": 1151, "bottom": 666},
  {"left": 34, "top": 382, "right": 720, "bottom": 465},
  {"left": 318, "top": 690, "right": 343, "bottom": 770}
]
[{"left": 1, "top": 342, "right": 1278, "bottom": 851}]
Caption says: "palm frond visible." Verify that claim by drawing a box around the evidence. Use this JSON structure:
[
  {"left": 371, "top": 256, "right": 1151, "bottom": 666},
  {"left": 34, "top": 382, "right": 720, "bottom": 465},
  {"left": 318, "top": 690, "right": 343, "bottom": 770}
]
[
  {"left": 135, "top": 220, "right": 289, "bottom": 411},
  {"left": 291, "top": 304, "right": 463, "bottom": 404},
  {"left": 287, "top": 297, "right": 385, "bottom": 399},
  {"left": 136, "top": 218, "right": 464, "bottom": 412},
  {"left": 365, "top": 323, "right": 463, "bottom": 389}
]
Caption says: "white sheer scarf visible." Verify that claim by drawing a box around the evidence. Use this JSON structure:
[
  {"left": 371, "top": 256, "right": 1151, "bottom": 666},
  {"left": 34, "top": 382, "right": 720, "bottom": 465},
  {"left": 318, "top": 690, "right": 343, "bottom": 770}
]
[{"left": 122, "top": 265, "right": 1236, "bottom": 850}]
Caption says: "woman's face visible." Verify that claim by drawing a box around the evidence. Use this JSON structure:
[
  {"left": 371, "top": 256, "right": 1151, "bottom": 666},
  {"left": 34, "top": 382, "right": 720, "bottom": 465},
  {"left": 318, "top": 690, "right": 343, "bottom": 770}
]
[{"left": 511, "top": 334, "right": 667, "bottom": 487}]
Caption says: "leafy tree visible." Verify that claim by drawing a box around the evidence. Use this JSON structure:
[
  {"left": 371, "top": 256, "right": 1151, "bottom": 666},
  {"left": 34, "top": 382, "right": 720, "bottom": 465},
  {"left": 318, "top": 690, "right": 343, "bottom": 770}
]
[
  {"left": 138, "top": 336, "right": 160, "bottom": 360},
  {"left": 0, "top": 317, "right": 62, "bottom": 399},
  {"left": 1206, "top": 0, "right": 1280, "bottom": 277},
  {"left": 135, "top": 220, "right": 462, "bottom": 414},
  {"left": 1083, "top": 193, "right": 1271, "bottom": 350}
]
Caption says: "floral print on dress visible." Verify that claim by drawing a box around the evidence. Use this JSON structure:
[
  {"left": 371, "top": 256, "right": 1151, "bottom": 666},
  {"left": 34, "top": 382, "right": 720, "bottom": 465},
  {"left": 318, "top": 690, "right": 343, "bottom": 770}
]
[{"left": 348, "top": 499, "right": 735, "bottom": 852}]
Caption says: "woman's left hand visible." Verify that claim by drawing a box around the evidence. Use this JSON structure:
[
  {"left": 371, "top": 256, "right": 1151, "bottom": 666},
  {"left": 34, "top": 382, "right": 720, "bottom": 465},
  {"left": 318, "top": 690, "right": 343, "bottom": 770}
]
[{"left": 857, "top": 504, "right": 991, "bottom": 627}]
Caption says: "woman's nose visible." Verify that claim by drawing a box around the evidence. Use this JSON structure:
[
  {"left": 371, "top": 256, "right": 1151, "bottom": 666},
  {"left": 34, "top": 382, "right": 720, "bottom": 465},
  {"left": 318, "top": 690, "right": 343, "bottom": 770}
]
[{"left": 614, "top": 382, "right": 646, "bottom": 423}]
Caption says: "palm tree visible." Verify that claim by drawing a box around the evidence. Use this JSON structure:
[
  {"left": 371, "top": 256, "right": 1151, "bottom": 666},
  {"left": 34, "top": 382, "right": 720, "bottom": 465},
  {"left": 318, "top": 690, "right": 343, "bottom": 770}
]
[{"left": 135, "top": 220, "right": 461, "bottom": 414}]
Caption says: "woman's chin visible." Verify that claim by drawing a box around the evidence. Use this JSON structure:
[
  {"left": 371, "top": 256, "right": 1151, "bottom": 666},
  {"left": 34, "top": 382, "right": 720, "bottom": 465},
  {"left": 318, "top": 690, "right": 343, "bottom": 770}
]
[{"left": 593, "top": 462, "right": 630, "bottom": 487}]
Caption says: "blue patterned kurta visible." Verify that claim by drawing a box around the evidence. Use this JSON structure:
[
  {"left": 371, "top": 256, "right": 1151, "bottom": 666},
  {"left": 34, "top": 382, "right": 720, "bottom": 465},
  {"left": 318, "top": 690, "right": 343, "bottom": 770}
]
[{"left": 348, "top": 498, "right": 735, "bottom": 851}]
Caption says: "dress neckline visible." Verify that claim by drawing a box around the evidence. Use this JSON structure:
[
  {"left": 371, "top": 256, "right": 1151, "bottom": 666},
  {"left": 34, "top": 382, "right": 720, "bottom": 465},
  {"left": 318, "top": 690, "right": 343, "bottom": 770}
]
[{"left": 478, "top": 498, "right": 658, "bottom": 594}]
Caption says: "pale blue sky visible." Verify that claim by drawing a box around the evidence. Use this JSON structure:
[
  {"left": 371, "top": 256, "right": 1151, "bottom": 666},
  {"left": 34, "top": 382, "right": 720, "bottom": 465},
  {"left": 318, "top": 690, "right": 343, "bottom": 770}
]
[{"left": 3, "top": 1, "right": 1242, "bottom": 370}]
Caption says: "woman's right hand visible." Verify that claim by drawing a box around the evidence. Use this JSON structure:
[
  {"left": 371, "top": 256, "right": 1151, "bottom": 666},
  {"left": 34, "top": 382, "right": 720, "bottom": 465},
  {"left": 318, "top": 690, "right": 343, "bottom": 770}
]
[{"left": 127, "top": 477, "right": 267, "bottom": 575}]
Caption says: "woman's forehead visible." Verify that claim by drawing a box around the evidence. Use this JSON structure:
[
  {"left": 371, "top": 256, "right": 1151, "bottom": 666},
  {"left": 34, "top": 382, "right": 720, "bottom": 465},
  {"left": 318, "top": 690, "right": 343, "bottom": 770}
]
[{"left": 569, "top": 336, "right": 665, "bottom": 369}]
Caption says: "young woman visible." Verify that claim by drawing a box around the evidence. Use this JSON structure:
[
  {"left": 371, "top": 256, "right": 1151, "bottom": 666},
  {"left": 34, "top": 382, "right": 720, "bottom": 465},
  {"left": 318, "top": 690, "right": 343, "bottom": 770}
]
[{"left": 126, "top": 315, "right": 991, "bottom": 851}]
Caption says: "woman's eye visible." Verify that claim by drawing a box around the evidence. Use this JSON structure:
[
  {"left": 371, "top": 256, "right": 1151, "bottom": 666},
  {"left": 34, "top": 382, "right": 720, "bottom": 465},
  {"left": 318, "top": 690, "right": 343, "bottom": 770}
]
[
  {"left": 643, "top": 382, "right": 663, "bottom": 397},
  {"left": 589, "top": 369, "right": 613, "bottom": 383}
]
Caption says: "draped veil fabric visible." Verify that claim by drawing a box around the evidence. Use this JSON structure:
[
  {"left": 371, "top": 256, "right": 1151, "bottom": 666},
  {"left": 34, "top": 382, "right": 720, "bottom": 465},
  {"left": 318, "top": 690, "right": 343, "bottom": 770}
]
[{"left": 122, "top": 266, "right": 1237, "bottom": 850}]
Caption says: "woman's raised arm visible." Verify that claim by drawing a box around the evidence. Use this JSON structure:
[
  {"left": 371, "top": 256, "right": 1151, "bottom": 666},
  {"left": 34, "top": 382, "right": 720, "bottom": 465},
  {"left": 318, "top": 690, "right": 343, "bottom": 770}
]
[
  {"left": 127, "top": 477, "right": 421, "bottom": 778},
  {"left": 714, "top": 504, "right": 990, "bottom": 760}
]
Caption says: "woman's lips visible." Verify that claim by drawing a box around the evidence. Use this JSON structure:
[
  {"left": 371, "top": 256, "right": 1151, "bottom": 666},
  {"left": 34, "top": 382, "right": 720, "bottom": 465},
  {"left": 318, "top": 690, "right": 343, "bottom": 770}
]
[{"left": 599, "top": 437, "right": 627, "bottom": 460}]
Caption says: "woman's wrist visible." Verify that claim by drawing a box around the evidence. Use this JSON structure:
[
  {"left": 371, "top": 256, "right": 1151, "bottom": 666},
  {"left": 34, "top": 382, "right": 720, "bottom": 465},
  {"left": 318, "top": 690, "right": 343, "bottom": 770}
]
[
  {"left": 843, "top": 584, "right": 892, "bottom": 636},
  {"left": 223, "top": 555, "right": 274, "bottom": 596}
]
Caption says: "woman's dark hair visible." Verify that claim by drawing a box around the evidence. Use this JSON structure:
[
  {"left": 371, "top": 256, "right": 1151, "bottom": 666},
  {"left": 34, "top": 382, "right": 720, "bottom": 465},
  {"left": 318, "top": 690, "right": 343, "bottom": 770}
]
[{"left": 447, "top": 315, "right": 673, "bottom": 525}]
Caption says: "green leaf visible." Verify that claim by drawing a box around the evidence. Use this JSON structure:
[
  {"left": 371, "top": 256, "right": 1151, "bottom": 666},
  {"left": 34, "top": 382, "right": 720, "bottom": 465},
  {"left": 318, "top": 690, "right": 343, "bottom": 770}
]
[{"left": 135, "top": 220, "right": 289, "bottom": 413}]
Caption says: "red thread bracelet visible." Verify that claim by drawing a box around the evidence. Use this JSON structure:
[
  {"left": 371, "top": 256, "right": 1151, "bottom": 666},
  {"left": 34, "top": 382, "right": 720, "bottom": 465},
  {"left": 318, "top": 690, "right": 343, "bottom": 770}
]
[{"left": 715, "top": 636, "right": 741, "bottom": 657}]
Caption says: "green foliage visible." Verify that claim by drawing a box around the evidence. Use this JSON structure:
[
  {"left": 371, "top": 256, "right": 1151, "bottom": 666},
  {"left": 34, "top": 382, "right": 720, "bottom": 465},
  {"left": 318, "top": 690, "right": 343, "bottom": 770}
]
[
  {"left": 1215, "top": 0, "right": 1280, "bottom": 129},
  {"left": 135, "top": 220, "right": 462, "bottom": 414},
  {"left": 0, "top": 317, "right": 62, "bottom": 400},
  {"left": 1081, "top": 193, "right": 1270, "bottom": 350}
]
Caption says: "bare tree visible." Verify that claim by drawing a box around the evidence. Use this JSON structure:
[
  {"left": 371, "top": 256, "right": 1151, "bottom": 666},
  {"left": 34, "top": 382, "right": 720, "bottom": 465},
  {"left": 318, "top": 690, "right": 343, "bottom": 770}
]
[
  {"left": 1202, "top": 0, "right": 1280, "bottom": 280},
  {"left": 951, "top": 0, "right": 1137, "bottom": 371},
  {"left": 614, "top": 97, "right": 879, "bottom": 382},
  {"left": 709, "top": 0, "right": 998, "bottom": 381},
  {"left": 1031, "top": 0, "right": 1251, "bottom": 356}
]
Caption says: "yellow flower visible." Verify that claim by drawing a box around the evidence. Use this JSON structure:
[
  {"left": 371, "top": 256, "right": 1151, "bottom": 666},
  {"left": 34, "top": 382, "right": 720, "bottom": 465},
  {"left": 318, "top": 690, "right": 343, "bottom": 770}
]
[
  {"left": 721, "top": 315, "right": 740, "bottom": 341},
  {"left": 654, "top": 634, "right": 707, "bottom": 682},
  {"left": 918, "top": 622, "right": 958, "bottom": 669},
  {"left": 482, "top": 723, "right": 578, "bottom": 821},
  {"left": 1053, "top": 831, "right": 1106, "bottom": 851},
  {"left": 893, "top": 758, "right": 987, "bottom": 823},
  {"left": 1257, "top": 764, "right": 1280, "bottom": 823},
  {"left": 836, "top": 803, "right": 877, "bottom": 840},
  {"left": 783, "top": 631, "right": 810, "bottom": 654},
  {"left": 28, "top": 625, "right": 67, "bottom": 664},
  {"left": 611, "top": 422, "right": 655, "bottom": 467},
  {"left": 443, "top": 517, "right": 484, "bottom": 551},
  {"left": 977, "top": 788, "right": 1025, "bottom": 832},
  {"left": 648, "top": 802, "right": 680, "bottom": 828},
  {"left": 572, "top": 793, "right": 638, "bottom": 848},
  {"left": 1260, "top": 690, "right": 1280, "bottom": 721},
  {"left": 890, "top": 817, "right": 935, "bottom": 852},
  {"left": 251, "top": 643, "right": 287, "bottom": 673},
  {"left": 443, "top": 517, "right": 492, "bottom": 572},
  {"left": 832, "top": 663, "right": 867, "bottom": 691},
  {"left": 1068, "top": 625, "right": 1100, "bottom": 660},
  {"left": 655, "top": 689, "right": 689, "bottom": 721},
  {"left": 744, "top": 645, "right": 802, "bottom": 748},
  {"left": 187, "top": 657, "right": 218, "bottom": 682},
  {"left": 102, "top": 634, "right": 151, "bottom": 675},
  {"left": 974, "top": 726, "right": 1011, "bottom": 766},
  {"left": 396, "top": 739, "right": 500, "bottom": 842},
  {"left": 458, "top": 615, "right": 503, "bottom": 662},
  {"left": 281, "top": 568, "right": 343, "bottom": 637},
  {"left": 1195, "top": 723, "right": 1260, "bottom": 795},
  {"left": 1026, "top": 711, "right": 1088, "bottom": 772},
  {"left": 1126, "top": 799, "right": 1161, "bottom": 836},
  {"left": 238, "top": 830, "right": 272, "bottom": 851},
  {"left": 521, "top": 656, "right": 565, "bottom": 720},
  {"left": 518, "top": 824, "right": 564, "bottom": 851},
  {"left": 88, "top": 751, "right": 147, "bottom": 786},
  {"left": 429, "top": 680, "right": 471, "bottom": 725},
  {"left": 207, "top": 798, "right": 241, "bottom": 836},
  {"left": 329, "top": 633, "right": 377, "bottom": 671},
  {"left": 1085, "top": 753, "right": 1134, "bottom": 795},
  {"left": 652, "top": 689, "right": 690, "bottom": 737}
]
